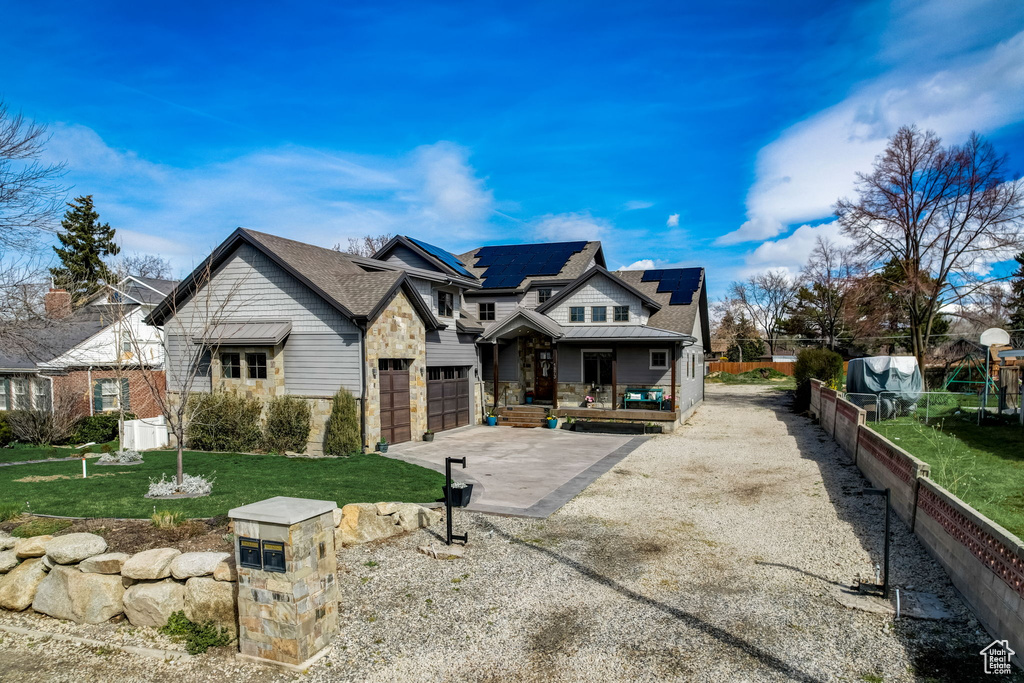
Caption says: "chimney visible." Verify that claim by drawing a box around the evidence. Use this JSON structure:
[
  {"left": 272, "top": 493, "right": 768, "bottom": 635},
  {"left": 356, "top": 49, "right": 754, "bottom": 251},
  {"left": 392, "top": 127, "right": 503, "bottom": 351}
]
[{"left": 44, "top": 288, "right": 73, "bottom": 319}]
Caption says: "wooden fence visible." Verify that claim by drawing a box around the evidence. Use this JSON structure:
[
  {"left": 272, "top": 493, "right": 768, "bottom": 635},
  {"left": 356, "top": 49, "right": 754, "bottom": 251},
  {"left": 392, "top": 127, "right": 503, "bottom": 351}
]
[{"left": 708, "top": 361, "right": 797, "bottom": 376}]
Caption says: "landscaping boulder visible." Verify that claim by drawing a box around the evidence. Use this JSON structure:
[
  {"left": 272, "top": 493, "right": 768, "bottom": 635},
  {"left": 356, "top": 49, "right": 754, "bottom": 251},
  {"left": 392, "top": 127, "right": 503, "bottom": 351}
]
[
  {"left": 121, "top": 548, "right": 181, "bottom": 580},
  {"left": 213, "top": 557, "right": 237, "bottom": 582},
  {"left": 0, "top": 533, "right": 16, "bottom": 551},
  {"left": 0, "top": 557, "right": 47, "bottom": 610},
  {"left": 79, "top": 553, "right": 129, "bottom": 575},
  {"left": 32, "top": 565, "right": 125, "bottom": 624},
  {"left": 123, "top": 579, "right": 185, "bottom": 628},
  {"left": 0, "top": 550, "right": 19, "bottom": 573},
  {"left": 393, "top": 504, "right": 442, "bottom": 532},
  {"left": 170, "top": 551, "right": 231, "bottom": 580},
  {"left": 337, "top": 503, "right": 399, "bottom": 547},
  {"left": 14, "top": 535, "right": 52, "bottom": 559},
  {"left": 184, "top": 577, "right": 237, "bottom": 637},
  {"left": 375, "top": 501, "right": 402, "bottom": 516},
  {"left": 332, "top": 507, "right": 343, "bottom": 527},
  {"left": 45, "top": 533, "right": 107, "bottom": 565}
]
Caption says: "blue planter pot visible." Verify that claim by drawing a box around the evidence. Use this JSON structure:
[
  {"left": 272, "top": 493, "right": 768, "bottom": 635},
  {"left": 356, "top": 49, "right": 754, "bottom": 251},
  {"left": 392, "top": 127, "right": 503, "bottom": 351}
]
[
  {"left": 546, "top": 418, "right": 558, "bottom": 429},
  {"left": 525, "top": 396, "right": 534, "bottom": 404},
  {"left": 486, "top": 416, "right": 498, "bottom": 426}
]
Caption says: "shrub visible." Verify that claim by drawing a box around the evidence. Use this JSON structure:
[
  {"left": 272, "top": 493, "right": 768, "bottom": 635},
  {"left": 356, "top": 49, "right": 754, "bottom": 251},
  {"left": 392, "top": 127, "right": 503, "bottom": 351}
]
[
  {"left": 74, "top": 413, "right": 134, "bottom": 445},
  {"left": 793, "top": 348, "right": 845, "bottom": 412},
  {"left": 151, "top": 510, "right": 186, "bottom": 528},
  {"left": 160, "top": 610, "right": 233, "bottom": 654},
  {"left": 0, "top": 413, "right": 13, "bottom": 447},
  {"left": 148, "top": 472, "right": 215, "bottom": 497},
  {"left": 323, "top": 388, "right": 361, "bottom": 456},
  {"left": 12, "top": 518, "right": 72, "bottom": 538},
  {"left": 97, "top": 449, "right": 142, "bottom": 464},
  {"left": 263, "top": 396, "right": 311, "bottom": 454},
  {"left": 185, "top": 392, "right": 262, "bottom": 453}
]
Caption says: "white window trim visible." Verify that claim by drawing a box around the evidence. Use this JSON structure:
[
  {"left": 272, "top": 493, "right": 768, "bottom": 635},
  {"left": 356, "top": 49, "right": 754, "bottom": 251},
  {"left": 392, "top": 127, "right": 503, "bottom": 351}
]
[
  {"left": 649, "top": 349, "right": 669, "bottom": 370},
  {"left": 98, "top": 378, "right": 120, "bottom": 412}
]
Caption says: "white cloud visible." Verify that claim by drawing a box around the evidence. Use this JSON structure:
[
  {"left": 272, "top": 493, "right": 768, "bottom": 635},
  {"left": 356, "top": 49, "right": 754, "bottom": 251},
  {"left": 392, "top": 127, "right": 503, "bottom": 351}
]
[
  {"left": 717, "top": 18, "right": 1024, "bottom": 246},
  {"left": 531, "top": 212, "right": 611, "bottom": 241},
  {"left": 742, "top": 221, "right": 851, "bottom": 277},
  {"left": 623, "top": 200, "right": 653, "bottom": 211},
  {"left": 619, "top": 259, "right": 655, "bottom": 271},
  {"left": 666, "top": 213, "right": 679, "bottom": 228}
]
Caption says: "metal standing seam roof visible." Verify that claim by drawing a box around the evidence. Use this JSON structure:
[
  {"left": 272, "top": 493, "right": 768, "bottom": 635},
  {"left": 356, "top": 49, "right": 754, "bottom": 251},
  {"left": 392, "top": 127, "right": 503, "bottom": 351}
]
[
  {"left": 195, "top": 321, "right": 293, "bottom": 346},
  {"left": 560, "top": 325, "right": 692, "bottom": 341}
]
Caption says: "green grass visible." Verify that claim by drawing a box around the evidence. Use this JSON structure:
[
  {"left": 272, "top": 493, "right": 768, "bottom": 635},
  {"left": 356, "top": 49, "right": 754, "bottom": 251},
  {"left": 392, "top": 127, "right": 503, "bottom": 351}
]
[
  {"left": 0, "top": 450, "right": 446, "bottom": 518},
  {"left": 870, "top": 418, "right": 1024, "bottom": 539},
  {"left": 707, "top": 368, "right": 796, "bottom": 389},
  {"left": 0, "top": 441, "right": 118, "bottom": 464}
]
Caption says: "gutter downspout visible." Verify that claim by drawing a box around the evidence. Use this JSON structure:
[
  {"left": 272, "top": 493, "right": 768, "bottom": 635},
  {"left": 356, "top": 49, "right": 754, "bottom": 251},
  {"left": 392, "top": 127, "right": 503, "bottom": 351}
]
[
  {"left": 359, "top": 326, "right": 367, "bottom": 453},
  {"left": 87, "top": 367, "right": 94, "bottom": 416}
]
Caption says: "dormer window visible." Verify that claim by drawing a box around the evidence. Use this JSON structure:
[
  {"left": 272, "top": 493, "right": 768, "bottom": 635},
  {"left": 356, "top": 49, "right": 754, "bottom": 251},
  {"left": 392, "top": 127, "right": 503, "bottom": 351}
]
[
  {"left": 538, "top": 288, "right": 552, "bottom": 304},
  {"left": 437, "top": 291, "right": 454, "bottom": 317},
  {"left": 570, "top": 307, "right": 585, "bottom": 322},
  {"left": 592, "top": 306, "right": 607, "bottom": 322}
]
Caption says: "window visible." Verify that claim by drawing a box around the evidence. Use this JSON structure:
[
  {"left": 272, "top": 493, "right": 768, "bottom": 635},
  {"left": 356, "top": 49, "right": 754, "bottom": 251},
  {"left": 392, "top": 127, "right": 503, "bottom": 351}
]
[
  {"left": 613, "top": 306, "right": 630, "bottom": 322},
  {"left": 246, "top": 353, "right": 268, "bottom": 379},
  {"left": 97, "top": 379, "right": 119, "bottom": 411},
  {"left": 478, "top": 302, "right": 495, "bottom": 321},
  {"left": 221, "top": 353, "right": 241, "bottom": 379},
  {"left": 427, "top": 366, "right": 467, "bottom": 380},
  {"left": 378, "top": 358, "right": 411, "bottom": 371},
  {"left": 537, "top": 288, "right": 552, "bottom": 304},
  {"left": 650, "top": 350, "right": 668, "bottom": 370},
  {"left": 121, "top": 331, "right": 132, "bottom": 354},
  {"left": 437, "top": 291, "right": 454, "bottom": 317},
  {"left": 583, "top": 351, "right": 613, "bottom": 385},
  {"left": 11, "top": 379, "right": 29, "bottom": 410},
  {"left": 591, "top": 306, "right": 607, "bottom": 322},
  {"left": 0, "top": 381, "right": 6, "bottom": 411},
  {"left": 570, "top": 307, "right": 585, "bottom": 323},
  {"left": 33, "top": 380, "right": 51, "bottom": 412}
]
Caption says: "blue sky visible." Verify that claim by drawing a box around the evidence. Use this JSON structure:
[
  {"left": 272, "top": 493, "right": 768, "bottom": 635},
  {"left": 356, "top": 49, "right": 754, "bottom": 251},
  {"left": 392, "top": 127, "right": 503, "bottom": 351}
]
[{"left": 3, "top": 0, "right": 1024, "bottom": 298}]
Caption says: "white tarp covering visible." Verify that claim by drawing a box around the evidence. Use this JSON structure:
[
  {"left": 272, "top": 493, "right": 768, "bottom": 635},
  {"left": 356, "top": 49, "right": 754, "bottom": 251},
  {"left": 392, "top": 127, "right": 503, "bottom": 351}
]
[{"left": 847, "top": 356, "right": 923, "bottom": 401}]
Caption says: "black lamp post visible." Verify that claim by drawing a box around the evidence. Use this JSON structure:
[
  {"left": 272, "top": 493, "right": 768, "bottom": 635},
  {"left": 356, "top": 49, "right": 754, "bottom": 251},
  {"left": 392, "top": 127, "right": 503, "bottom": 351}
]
[{"left": 445, "top": 456, "right": 469, "bottom": 546}]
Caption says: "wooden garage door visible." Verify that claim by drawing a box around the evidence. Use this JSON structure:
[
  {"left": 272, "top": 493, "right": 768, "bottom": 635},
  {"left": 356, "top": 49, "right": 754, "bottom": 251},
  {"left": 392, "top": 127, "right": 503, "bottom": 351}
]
[
  {"left": 427, "top": 366, "right": 470, "bottom": 432},
  {"left": 379, "top": 359, "right": 411, "bottom": 445}
]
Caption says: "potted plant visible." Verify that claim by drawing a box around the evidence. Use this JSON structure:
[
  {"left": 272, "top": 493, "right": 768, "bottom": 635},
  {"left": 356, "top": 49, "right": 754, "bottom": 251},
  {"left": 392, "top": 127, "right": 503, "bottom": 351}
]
[
  {"left": 376, "top": 437, "right": 389, "bottom": 453},
  {"left": 525, "top": 389, "right": 535, "bottom": 405},
  {"left": 545, "top": 412, "right": 558, "bottom": 429},
  {"left": 486, "top": 412, "right": 498, "bottom": 426},
  {"left": 583, "top": 395, "right": 595, "bottom": 408},
  {"left": 423, "top": 429, "right": 435, "bottom": 442},
  {"left": 443, "top": 481, "right": 474, "bottom": 507}
]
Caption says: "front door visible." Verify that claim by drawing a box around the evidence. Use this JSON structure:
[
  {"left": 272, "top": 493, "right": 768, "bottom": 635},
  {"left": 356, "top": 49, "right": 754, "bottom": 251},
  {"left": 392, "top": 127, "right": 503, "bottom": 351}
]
[
  {"left": 534, "top": 349, "right": 554, "bottom": 401},
  {"left": 379, "top": 359, "right": 411, "bottom": 444}
]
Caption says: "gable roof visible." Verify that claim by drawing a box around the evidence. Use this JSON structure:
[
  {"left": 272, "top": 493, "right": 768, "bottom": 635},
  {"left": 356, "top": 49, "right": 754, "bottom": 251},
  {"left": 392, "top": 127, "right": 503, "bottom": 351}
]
[
  {"left": 533, "top": 266, "right": 662, "bottom": 315},
  {"left": 105, "top": 276, "right": 180, "bottom": 306},
  {"left": 457, "top": 240, "right": 605, "bottom": 291},
  {"left": 146, "top": 229, "right": 442, "bottom": 330},
  {"left": 0, "top": 306, "right": 129, "bottom": 371},
  {"left": 373, "top": 235, "right": 478, "bottom": 280},
  {"left": 614, "top": 267, "right": 710, "bottom": 352}
]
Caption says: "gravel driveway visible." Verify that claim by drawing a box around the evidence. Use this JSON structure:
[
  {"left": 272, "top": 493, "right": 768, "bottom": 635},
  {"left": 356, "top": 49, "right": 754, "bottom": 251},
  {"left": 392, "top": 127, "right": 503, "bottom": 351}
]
[{"left": 0, "top": 384, "right": 1009, "bottom": 682}]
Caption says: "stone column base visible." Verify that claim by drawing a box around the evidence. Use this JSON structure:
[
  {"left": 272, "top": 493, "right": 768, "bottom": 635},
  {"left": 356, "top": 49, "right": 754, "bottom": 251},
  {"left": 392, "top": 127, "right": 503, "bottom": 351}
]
[{"left": 237, "top": 644, "right": 333, "bottom": 673}]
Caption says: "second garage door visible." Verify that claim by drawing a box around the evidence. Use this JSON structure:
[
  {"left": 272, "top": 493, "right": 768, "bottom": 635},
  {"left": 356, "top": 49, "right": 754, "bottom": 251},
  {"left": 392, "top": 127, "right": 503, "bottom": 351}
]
[{"left": 427, "top": 366, "right": 470, "bottom": 432}]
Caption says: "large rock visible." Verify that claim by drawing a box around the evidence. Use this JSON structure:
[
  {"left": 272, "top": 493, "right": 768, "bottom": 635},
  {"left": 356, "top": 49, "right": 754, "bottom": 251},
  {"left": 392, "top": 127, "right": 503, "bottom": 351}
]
[
  {"left": 123, "top": 579, "right": 185, "bottom": 628},
  {"left": 337, "top": 503, "right": 399, "bottom": 546},
  {"left": 375, "top": 501, "right": 402, "bottom": 516},
  {"left": 213, "top": 557, "right": 237, "bottom": 582},
  {"left": 121, "top": 548, "right": 181, "bottom": 580},
  {"left": 0, "top": 558, "right": 48, "bottom": 610},
  {"left": 79, "top": 553, "right": 129, "bottom": 574},
  {"left": 45, "top": 533, "right": 107, "bottom": 565},
  {"left": 393, "top": 504, "right": 442, "bottom": 532},
  {"left": 0, "top": 533, "right": 16, "bottom": 551},
  {"left": 32, "top": 565, "right": 124, "bottom": 623},
  {"left": 184, "top": 577, "right": 237, "bottom": 637},
  {"left": 169, "top": 552, "right": 230, "bottom": 580},
  {"left": 0, "top": 550, "right": 18, "bottom": 573},
  {"left": 14, "top": 535, "right": 52, "bottom": 559},
  {"left": 332, "top": 507, "right": 343, "bottom": 528}
]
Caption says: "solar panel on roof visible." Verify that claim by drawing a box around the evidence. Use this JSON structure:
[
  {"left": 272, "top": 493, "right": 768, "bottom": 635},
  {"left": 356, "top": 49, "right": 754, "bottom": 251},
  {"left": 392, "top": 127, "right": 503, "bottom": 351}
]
[
  {"left": 406, "top": 237, "right": 476, "bottom": 278},
  {"left": 642, "top": 267, "right": 702, "bottom": 306},
  {"left": 475, "top": 241, "right": 589, "bottom": 288}
]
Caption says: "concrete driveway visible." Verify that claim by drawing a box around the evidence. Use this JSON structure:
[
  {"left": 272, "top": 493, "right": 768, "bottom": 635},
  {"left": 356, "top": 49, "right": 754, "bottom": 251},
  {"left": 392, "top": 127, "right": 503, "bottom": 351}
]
[{"left": 386, "top": 426, "right": 646, "bottom": 517}]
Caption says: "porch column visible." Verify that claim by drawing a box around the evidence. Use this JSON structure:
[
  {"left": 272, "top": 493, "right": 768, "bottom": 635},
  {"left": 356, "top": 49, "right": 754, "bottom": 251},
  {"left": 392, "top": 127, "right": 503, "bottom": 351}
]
[
  {"left": 492, "top": 342, "right": 499, "bottom": 412},
  {"left": 552, "top": 343, "right": 559, "bottom": 409},
  {"left": 670, "top": 343, "right": 677, "bottom": 412},
  {"left": 611, "top": 345, "right": 618, "bottom": 410}
]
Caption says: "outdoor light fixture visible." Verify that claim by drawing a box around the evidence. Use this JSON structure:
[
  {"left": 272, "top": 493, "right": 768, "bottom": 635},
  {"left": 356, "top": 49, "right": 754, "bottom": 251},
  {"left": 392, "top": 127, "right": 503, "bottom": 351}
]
[{"left": 372, "top": 367, "right": 377, "bottom": 379}]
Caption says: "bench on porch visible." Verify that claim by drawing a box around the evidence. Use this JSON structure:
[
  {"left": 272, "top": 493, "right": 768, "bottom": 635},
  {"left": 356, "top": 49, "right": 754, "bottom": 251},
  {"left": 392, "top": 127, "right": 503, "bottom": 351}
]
[{"left": 623, "top": 387, "right": 668, "bottom": 410}]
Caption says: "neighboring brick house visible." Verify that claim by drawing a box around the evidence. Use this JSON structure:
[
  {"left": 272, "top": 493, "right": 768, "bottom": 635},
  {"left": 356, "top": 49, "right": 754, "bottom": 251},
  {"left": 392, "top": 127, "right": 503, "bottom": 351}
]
[
  {"left": 0, "top": 276, "right": 176, "bottom": 421},
  {"left": 150, "top": 229, "right": 710, "bottom": 453}
]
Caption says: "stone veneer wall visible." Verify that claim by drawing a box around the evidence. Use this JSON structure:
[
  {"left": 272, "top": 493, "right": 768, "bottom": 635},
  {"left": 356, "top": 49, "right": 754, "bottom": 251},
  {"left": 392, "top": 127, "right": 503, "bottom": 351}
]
[
  {"left": 363, "top": 291, "right": 427, "bottom": 445},
  {"left": 212, "top": 343, "right": 287, "bottom": 401}
]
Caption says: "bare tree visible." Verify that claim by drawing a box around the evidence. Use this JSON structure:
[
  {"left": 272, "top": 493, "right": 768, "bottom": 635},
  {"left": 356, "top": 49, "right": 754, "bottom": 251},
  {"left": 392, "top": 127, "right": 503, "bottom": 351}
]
[
  {"left": 333, "top": 234, "right": 394, "bottom": 257},
  {"left": 797, "top": 236, "right": 860, "bottom": 350},
  {"left": 836, "top": 126, "right": 1024, "bottom": 370},
  {"left": 116, "top": 253, "right": 173, "bottom": 280},
  {"left": 729, "top": 271, "right": 800, "bottom": 357},
  {"left": 121, "top": 260, "right": 251, "bottom": 487},
  {"left": 0, "top": 100, "right": 66, "bottom": 249}
]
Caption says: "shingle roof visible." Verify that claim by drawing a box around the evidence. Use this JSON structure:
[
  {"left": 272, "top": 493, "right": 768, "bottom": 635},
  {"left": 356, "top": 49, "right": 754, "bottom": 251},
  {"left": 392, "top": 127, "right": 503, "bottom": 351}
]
[
  {"left": 614, "top": 268, "right": 706, "bottom": 338},
  {"left": 0, "top": 306, "right": 127, "bottom": 370},
  {"left": 456, "top": 241, "right": 604, "bottom": 291}
]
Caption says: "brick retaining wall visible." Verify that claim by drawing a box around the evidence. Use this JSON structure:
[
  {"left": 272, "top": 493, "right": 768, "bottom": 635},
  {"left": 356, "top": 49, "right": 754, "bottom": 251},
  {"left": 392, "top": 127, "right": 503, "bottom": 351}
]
[
  {"left": 832, "top": 397, "right": 863, "bottom": 463},
  {"left": 854, "top": 427, "right": 930, "bottom": 525},
  {"left": 820, "top": 387, "right": 837, "bottom": 436}
]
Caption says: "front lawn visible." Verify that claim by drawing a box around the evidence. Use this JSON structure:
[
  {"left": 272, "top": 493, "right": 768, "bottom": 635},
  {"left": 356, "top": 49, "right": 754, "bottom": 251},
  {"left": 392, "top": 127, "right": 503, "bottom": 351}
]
[
  {"left": 870, "top": 418, "right": 1024, "bottom": 540},
  {"left": 0, "top": 441, "right": 120, "bottom": 464},
  {"left": 0, "top": 450, "right": 446, "bottom": 518}
]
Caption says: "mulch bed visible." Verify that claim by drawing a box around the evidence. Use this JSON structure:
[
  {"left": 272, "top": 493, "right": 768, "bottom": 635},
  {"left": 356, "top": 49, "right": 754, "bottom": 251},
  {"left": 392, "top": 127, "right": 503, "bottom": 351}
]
[{"left": 1, "top": 516, "right": 233, "bottom": 555}]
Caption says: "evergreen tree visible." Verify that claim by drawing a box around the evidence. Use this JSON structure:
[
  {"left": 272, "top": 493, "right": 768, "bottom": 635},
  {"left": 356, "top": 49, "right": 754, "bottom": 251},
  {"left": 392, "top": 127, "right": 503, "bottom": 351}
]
[
  {"left": 1008, "top": 252, "right": 1024, "bottom": 332},
  {"left": 50, "top": 195, "right": 119, "bottom": 304},
  {"left": 726, "top": 313, "right": 766, "bottom": 362},
  {"left": 323, "top": 388, "right": 361, "bottom": 456}
]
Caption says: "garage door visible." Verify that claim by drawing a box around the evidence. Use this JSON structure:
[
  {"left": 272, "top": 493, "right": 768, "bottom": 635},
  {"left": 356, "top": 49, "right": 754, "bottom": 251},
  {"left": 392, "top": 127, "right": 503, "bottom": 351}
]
[
  {"left": 427, "top": 366, "right": 470, "bottom": 432},
  {"left": 379, "top": 359, "right": 411, "bottom": 444}
]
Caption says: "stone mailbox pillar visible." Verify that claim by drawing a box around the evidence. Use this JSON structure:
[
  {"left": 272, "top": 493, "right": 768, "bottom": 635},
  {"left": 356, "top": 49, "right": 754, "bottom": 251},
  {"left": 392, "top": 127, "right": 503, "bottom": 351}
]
[{"left": 229, "top": 496, "right": 339, "bottom": 670}]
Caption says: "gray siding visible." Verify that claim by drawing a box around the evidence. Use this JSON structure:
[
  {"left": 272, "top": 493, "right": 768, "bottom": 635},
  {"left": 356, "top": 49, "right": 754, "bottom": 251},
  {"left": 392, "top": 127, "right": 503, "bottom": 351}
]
[
  {"left": 386, "top": 245, "right": 436, "bottom": 272},
  {"left": 677, "top": 346, "right": 705, "bottom": 409},
  {"left": 520, "top": 285, "right": 563, "bottom": 310},
  {"left": 548, "top": 276, "right": 648, "bottom": 325},
  {"left": 468, "top": 295, "right": 520, "bottom": 331},
  {"left": 426, "top": 329, "right": 478, "bottom": 367},
  {"left": 556, "top": 344, "right": 582, "bottom": 382},
  {"left": 617, "top": 345, "right": 672, "bottom": 385},
  {"left": 284, "top": 333, "right": 361, "bottom": 396},
  {"left": 165, "top": 335, "right": 212, "bottom": 393},
  {"left": 480, "top": 339, "right": 518, "bottom": 381}
]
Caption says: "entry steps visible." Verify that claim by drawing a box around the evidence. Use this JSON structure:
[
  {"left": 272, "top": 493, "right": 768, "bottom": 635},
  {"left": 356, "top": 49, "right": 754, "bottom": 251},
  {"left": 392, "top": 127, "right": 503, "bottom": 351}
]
[{"left": 496, "top": 405, "right": 548, "bottom": 428}]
